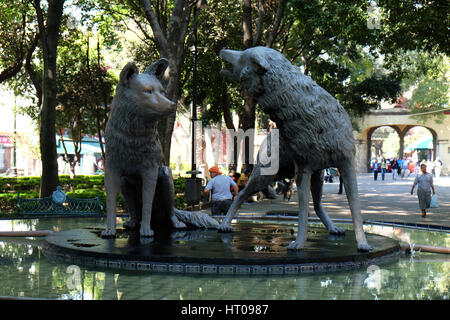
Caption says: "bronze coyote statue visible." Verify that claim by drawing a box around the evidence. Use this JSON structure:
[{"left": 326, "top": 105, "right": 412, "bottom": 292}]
[
  {"left": 220, "top": 47, "right": 372, "bottom": 252},
  {"left": 102, "top": 59, "right": 218, "bottom": 238}
]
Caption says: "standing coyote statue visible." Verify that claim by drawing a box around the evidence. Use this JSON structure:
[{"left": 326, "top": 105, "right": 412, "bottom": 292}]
[
  {"left": 219, "top": 132, "right": 345, "bottom": 239},
  {"left": 102, "top": 59, "right": 218, "bottom": 238},
  {"left": 220, "top": 47, "right": 372, "bottom": 251}
]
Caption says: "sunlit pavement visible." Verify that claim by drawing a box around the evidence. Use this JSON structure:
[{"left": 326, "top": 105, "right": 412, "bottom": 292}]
[{"left": 214, "top": 173, "right": 450, "bottom": 228}]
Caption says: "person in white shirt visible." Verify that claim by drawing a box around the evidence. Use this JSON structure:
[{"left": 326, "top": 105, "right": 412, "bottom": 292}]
[
  {"left": 204, "top": 166, "right": 238, "bottom": 215},
  {"left": 411, "top": 163, "right": 435, "bottom": 217},
  {"left": 434, "top": 157, "right": 443, "bottom": 183}
]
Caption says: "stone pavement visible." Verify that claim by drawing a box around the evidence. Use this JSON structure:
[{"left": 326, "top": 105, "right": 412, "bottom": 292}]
[{"left": 209, "top": 173, "right": 450, "bottom": 228}]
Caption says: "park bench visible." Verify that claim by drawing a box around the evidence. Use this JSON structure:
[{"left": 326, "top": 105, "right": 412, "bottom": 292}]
[{"left": 17, "top": 186, "right": 103, "bottom": 216}]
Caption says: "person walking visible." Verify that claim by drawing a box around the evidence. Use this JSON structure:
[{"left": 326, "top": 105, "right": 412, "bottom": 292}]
[
  {"left": 372, "top": 159, "right": 380, "bottom": 181},
  {"left": 391, "top": 157, "right": 399, "bottom": 180},
  {"left": 401, "top": 157, "right": 409, "bottom": 179},
  {"left": 434, "top": 157, "right": 443, "bottom": 184},
  {"left": 410, "top": 163, "right": 435, "bottom": 217},
  {"left": 204, "top": 166, "right": 239, "bottom": 215},
  {"left": 381, "top": 157, "right": 387, "bottom": 181},
  {"left": 397, "top": 157, "right": 402, "bottom": 178}
]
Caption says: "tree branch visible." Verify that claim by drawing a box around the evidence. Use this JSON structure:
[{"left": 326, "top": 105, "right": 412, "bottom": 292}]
[
  {"left": 242, "top": 0, "right": 253, "bottom": 49},
  {"left": 33, "top": 0, "right": 48, "bottom": 58},
  {"left": 139, "top": 0, "right": 169, "bottom": 55},
  {"left": 24, "top": 32, "right": 42, "bottom": 103},
  {"left": 253, "top": 0, "right": 265, "bottom": 46},
  {"left": 167, "top": 0, "right": 191, "bottom": 59},
  {"left": 266, "top": 0, "right": 286, "bottom": 48},
  {"left": 0, "top": 60, "right": 24, "bottom": 84}
]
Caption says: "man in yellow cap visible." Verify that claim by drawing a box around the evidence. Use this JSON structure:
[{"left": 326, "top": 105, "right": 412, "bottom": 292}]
[{"left": 205, "top": 166, "right": 238, "bottom": 215}]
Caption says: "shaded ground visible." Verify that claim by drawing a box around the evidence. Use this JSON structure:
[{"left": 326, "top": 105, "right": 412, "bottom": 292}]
[{"left": 206, "top": 173, "right": 450, "bottom": 228}]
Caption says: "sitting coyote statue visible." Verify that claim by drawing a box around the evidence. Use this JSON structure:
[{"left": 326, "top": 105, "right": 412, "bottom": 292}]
[
  {"left": 220, "top": 47, "right": 372, "bottom": 252},
  {"left": 102, "top": 59, "right": 218, "bottom": 238}
]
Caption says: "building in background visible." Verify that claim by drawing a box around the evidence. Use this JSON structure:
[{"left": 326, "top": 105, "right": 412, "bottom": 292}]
[{"left": 0, "top": 89, "right": 40, "bottom": 176}]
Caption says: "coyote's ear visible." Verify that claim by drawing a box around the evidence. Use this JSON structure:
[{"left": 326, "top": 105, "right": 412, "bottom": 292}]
[
  {"left": 145, "top": 58, "right": 170, "bottom": 82},
  {"left": 120, "top": 62, "right": 139, "bottom": 87},
  {"left": 250, "top": 53, "right": 269, "bottom": 75}
]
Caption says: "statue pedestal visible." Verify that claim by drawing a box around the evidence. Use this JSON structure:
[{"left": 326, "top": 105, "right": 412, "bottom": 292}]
[{"left": 43, "top": 221, "right": 400, "bottom": 275}]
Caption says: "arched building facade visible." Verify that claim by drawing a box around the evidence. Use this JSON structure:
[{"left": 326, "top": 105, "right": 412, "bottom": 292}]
[{"left": 353, "top": 108, "right": 450, "bottom": 175}]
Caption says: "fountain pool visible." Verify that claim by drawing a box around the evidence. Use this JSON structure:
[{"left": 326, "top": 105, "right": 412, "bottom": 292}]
[{"left": 0, "top": 217, "right": 448, "bottom": 300}]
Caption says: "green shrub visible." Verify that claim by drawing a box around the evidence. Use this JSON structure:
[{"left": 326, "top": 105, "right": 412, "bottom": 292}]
[
  {"left": 0, "top": 193, "right": 18, "bottom": 213},
  {"left": 173, "top": 177, "right": 185, "bottom": 194},
  {"left": 0, "top": 175, "right": 207, "bottom": 214}
]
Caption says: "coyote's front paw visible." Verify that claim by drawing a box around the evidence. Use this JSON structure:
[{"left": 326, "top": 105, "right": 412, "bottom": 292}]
[
  {"left": 328, "top": 225, "right": 345, "bottom": 235},
  {"left": 357, "top": 242, "right": 372, "bottom": 252},
  {"left": 287, "top": 239, "right": 306, "bottom": 250},
  {"left": 218, "top": 221, "right": 233, "bottom": 233},
  {"left": 171, "top": 216, "right": 186, "bottom": 229},
  {"left": 101, "top": 228, "right": 116, "bottom": 238},
  {"left": 139, "top": 225, "right": 154, "bottom": 238}
]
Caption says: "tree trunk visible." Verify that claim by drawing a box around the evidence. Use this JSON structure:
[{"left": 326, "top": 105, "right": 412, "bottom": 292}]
[
  {"left": 240, "top": 0, "right": 255, "bottom": 167},
  {"left": 34, "top": 0, "right": 65, "bottom": 197},
  {"left": 237, "top": 0, "right": 286, "bottom": 168},
  {"left": 239, "top": 89, "right": 256, "bottom": 167},
  {"left": 159, "top": 59, "right": 183, "bottom": 165},
  {"left": 140, "top": 0, "right": 192, "bottom": 165},
  {"left": 222, "top": 86, "right": 235, "bottom": 130}
]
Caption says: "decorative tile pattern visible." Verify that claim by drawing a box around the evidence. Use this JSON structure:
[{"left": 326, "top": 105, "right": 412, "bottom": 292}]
[
  {"left": 202, "top": 265, "right": 218, "bottom": 274},
  {"left": 218, "top": 266, "right": 234, "bottom": 274},
  {"left": 41, "top": 226, "right": 402, "bottom": 275},
  {"left": 152, "top": 264, "right": 168, "bottom": 273},
  {"left": 185, "top": 265, "right": 201, "bottom": 273},
  {"left": 269, "top": 266, "right": 284, "bottom": 274},
  {"left": 252, "top": 266, "right": 268, "bottom": 274},
  {"left": 169, "top": 264, "right": 184, "bottom": 273},
  {"left": 42, "top": 242, "right": 402, "bottom": 275}
]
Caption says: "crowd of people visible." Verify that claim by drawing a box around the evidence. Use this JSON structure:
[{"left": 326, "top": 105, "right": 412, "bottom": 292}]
[
  {"left": 370, "top": 156, "right": 443, "bottom": 182},
  {"left": 204, "top": 166, "right": 257, "bottom": 216},
  {"left": 371, "top": 156, "right": 442, "bottom": 217},
  {"left": 203, "top": 156, "right": 443, "bottom": 218}
]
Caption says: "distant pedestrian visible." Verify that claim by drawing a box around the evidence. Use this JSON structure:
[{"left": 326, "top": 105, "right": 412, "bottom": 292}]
[
  {"left": 397, "top": 157, "right": 402, "bottom": 177},
  {"left": 391, "top": 158, "right": 399, "bottom": 180},
  {"left": 410, "top": 163, "right": 435, "bottom": 217},
  {"left": 381, "top": 157, "right": 387, "bottom": 181},
  {"left": 401, "top": 157, "right": 409, "bottom": 179},
  {"left": 409, "top": 161, "right": 417, "bottom": 176},
  {"left": 434, "top": 157, "right": 442, "bottom": 183},
  {"left": 237, "top": 167, "right": 252, "bottom": 191},
  {"left": 372, "top": 159, "right": 380, "bottom": 181},
  {"left": 205, "top": 166, "right": 239, "bottom": 215}
]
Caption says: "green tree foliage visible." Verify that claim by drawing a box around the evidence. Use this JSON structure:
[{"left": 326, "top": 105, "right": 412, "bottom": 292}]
[
  {"left": 409, "top": 54, "right": 449, "bottom": 123},
  {"left": 387, "top": 50, "right": 449, "bottom": 123},
  {"left": 0, "top": 1, "right": 39, "bottom": 83},
  {"left": 0, "top": 0, "right": 448, "bottom": 172},
  {"left": 377, "top": 0, "right": 450, "bottom": 55},
  {"left": 56, "top": 28, "right": 117, "bottom": 176},
  {"left": 281, "top": 1, "right": 402, "bottom": 119},
  {"left": 186, "top": 0, "right": 243, "bottom": 130}
]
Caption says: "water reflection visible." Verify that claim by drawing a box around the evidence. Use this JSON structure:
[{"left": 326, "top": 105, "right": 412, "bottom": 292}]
[{"left": 0, "top": 218, "right": 448, "bottom": 300}]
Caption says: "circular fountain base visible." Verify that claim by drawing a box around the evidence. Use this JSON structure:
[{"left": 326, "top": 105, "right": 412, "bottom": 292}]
[{"left": 43, "top": 221, "right": 400, "bottom": 274}]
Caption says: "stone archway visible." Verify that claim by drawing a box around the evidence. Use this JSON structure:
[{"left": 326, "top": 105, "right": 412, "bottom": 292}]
[
  {"left": 354, "top": 109, "right": 450, "bottom": 175},
  {"left": 364, "top": 125, "right": 437, "bottom": 173}
]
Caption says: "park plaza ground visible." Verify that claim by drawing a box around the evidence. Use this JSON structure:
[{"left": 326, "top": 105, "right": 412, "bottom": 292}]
[{"left": 222, "top": 173, "right": 450, "bottom": 228}]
